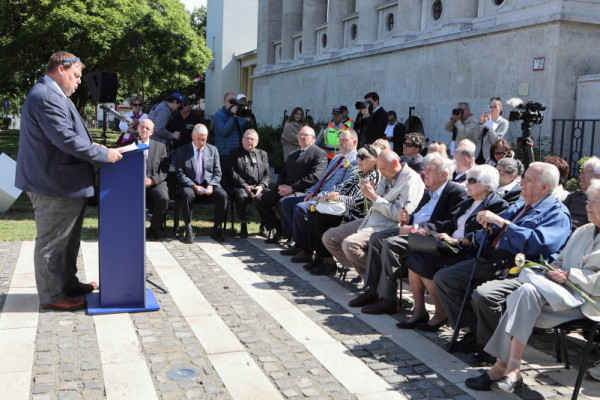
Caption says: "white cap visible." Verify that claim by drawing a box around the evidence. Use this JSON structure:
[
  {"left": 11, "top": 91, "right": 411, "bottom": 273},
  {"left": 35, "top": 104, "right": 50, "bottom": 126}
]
[{"left": 237, "top": 94, "right": 247, "bottom": 100}]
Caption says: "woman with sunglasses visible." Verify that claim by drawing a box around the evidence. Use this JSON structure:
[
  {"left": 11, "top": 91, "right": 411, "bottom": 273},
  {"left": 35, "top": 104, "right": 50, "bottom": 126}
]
[
  {"left": 281, "top": 107, "right": 306, "bottom": 162},
  {"left": 495, "top": 158, "right": 524, "bottom": 205},
  {"left": 397, "top": 165, "right": 508, "bottom": 331},
  {"left": 117, "top": 95, "right": 148, "bottom": 146},
  {"left": 304, "top": 145, "right": 382, "bottom": 276},
  {"left": 475, "top": 98, "right": 509, "bottom": 164},
  {"left": 487, "top": 139, "right": 513, "bottom": 167}
]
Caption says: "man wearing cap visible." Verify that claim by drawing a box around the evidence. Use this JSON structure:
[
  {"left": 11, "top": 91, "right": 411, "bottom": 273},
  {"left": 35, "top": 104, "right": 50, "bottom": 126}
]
[
  {"left": 149, "top": 93, "right": 182, "bottom": 147},
  {"left": 340, "top": 105, "right": 353, "bottom": 129},
  {"left": 213, "top": 92, "right": 248, "bottom": 187},
  {"left": 316, "top": 108, "right": 346, "bottom": 160},
  {"left": 168, "top": 96, "right": 203, "bottom": 153}
]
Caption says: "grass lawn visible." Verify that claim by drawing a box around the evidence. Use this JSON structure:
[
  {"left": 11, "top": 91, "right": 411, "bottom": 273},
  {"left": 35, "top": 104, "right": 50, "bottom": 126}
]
[{"left": 0, "top": 128, "right": 262, "bottom": 241}]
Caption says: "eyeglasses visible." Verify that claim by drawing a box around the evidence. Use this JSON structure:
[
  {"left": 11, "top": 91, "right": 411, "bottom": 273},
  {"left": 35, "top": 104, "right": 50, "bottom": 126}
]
[
  {"left": 581, "top": 169, "right": 597, "bottom": 176},
  {"left": 132, "top": 103, "right": 142, "bottom": 107},
  {"left": 586, "top": 199, "right": 598, "bottom": 206},
  {"left": 243, "top": 137, "right": 257, "bottom": 142},
  {"left": 497, "top": 170, "right": 509, "bottom": 175},
  {"left": 403, "top": 142, "right": 417, "bottom": 147},
  {"left": 467, "top": 178, "right": 479, "bottom": 185},
  {"left": 298, "top": 133, "right": 313, "bottom": 137},
  {"left": 357, "top": 154, "right": 372, "bottom": 161},
  {"left": 494, "top": 152, "right": 507, "bottom": 156}
]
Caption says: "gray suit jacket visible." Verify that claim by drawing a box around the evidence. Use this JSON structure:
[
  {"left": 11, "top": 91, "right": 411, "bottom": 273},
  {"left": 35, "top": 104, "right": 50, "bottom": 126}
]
[
  {"left": 15, "top": 77, "right": 108, "bottom": 198},
  {"left": 175, "top": 142, "right": 222, "bottom": 188},
  {"left": 147, "top": 139, "right": 169, "bottom": 187}
]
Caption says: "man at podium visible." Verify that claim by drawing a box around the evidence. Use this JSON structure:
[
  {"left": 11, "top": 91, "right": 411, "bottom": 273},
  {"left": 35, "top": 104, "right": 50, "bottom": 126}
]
[{"left": 15, "top": 51, "right": 123, "bottom": 311}]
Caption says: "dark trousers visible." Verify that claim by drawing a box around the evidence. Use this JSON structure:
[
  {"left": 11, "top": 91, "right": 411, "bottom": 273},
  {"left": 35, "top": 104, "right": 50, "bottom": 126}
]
[
  {"left": 365, "top": 229, "right": 409, "bottom": 300},
  {"left": 232, "top": 187, "right": 252, "bottom": 221},
  {"left": 180, "top": 186, "right": 228, "bottom": 228},
  {"left": 254, "top": 189, "right": 302, "bottom": 233},
  {"left": 146, "top": 182, "right": 169, "bottom": 233},
  {"left": 307, "top": 211, "right": 343, "bottom": 258}
]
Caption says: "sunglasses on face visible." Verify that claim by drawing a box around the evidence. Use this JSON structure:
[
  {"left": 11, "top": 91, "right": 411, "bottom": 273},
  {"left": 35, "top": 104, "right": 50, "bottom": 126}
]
[
  {"left": 132, "top": 103, "right": 142, "bottom": 106},
  {"left": 467, "top": 178, "right": 479, "bottom": 184},
  {"left": 403, "top": 142, "right": 417, "bottom": 147},
  {"left": 357, "top": 154, "right": 372, "bottom": 161},
  {"left": 494, "top": 152, "right": 507, "bottom": 156}
]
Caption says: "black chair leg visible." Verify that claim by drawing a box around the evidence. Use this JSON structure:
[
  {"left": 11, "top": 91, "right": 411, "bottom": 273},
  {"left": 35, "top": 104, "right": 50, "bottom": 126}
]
[{"left": 572, "top": 327, "right": 598, "bottom": 400}]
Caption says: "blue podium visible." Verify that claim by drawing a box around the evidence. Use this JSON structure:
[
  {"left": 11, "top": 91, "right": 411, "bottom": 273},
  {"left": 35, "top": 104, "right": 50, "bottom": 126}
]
[{"left": 87, "top": 143, "right": 160, "bottom": 315}]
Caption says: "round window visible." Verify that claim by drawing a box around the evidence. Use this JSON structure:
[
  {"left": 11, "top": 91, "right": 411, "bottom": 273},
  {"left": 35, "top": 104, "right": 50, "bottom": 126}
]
[
  {"left": 350, "top": 23, "right": 358, "bottom": 41},
  {"left": 493, "top": 0, "right": 505, "bottom": 5},
  {"left": 321, "top": 33, "right": 327, "bottom": 48},
  {"left": 432, "top": 0, "right": 443, "bottom": 21},
  {"left": 386, "top": 13, "right": 395, "bottom": 32}
]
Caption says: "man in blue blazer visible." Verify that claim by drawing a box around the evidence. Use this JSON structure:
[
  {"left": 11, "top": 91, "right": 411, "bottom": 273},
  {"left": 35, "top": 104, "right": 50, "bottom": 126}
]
[
  {"left": 15, "top": 51, "right": 123, "bottom": 311},
  {"left": 176, "top": 123, "right": 228, "bottom": 243},
  {"left": 434, "top": 162, "right": 571, "bottom": 373}
]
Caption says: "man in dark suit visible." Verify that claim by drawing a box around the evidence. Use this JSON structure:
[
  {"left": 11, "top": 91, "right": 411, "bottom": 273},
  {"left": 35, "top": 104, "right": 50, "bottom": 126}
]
[
  {"left": 228, "top": 129, "right": 270, "bottom": 238},
  {"left": 137, "top": 119, "right": 170, "bottom": 240},
  {"left": 401, "top": 132, "right": 425, "bottom": 174},
  {"left": 385, "top": 110, "right": 407, "bottom": 154},
  {"left": 358, "top": 91, "right": 387, "bottom": 146},
  {"left": 349, "top": 152, "right": 467, "bottom": 314},
  {"left": 15, "top": 51, "right": 123, "bottom": 311},
  {"left": 176, "top": 123, "right": 228, "bottom": 243},
  {"left": 254, "top": 126, "right": 327, "bottom": 243}
]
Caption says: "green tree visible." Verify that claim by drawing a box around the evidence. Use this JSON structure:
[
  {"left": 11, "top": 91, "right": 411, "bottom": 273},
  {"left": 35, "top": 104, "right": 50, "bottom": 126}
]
[
  {"left": 0, "top": 0, "right": 211, "bottom": 111},
  {"left": 190, "top": 5, "right": 207, "bottom": 38}
]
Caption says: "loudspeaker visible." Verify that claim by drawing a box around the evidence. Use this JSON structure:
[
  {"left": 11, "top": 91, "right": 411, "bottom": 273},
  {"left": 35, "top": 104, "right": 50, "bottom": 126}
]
[{"left": 84, "top": 71, "right": 118, "bottom": 103}]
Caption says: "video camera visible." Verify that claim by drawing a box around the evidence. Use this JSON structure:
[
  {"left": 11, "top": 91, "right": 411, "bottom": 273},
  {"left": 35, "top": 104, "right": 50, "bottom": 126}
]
[
  {"left": 228, "top": 99, "right": 253, "bottom": 118},
  {"left": 452, "top": 108, "right": 463, "bottom": 116},
  {"left": 507, "top": 98, "right": 546, "bottom": 131},
  {"left": 354, "top": 100, "right": 373, "bottom": 111}
]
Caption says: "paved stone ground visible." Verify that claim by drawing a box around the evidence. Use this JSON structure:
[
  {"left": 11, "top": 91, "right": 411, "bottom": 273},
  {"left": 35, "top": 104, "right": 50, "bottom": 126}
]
[{"left": 0, "top": 238, "right": 598, "bottom": 400}]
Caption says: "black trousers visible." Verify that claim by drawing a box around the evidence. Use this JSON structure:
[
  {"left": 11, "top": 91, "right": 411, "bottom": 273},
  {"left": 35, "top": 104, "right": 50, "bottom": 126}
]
[
  {"left": 146, "top": 182, "right": 169, "bottom": 232},
  {"left": 307, "top": 211, "right": 344, "bottom": 258},
  {"left": 254, "top": 189, "right": 302, "bottom": 232},
  {"left": 232, "top": 187, "right": 252, "bottom": 221},
  {"left": 180, "top": 186, "right": 228, "bottom": 228}
]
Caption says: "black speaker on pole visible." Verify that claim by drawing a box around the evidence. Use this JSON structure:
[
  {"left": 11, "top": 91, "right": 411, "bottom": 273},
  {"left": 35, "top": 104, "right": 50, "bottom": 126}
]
[{"left": 84, "top": 71, "right": 118, "bottom": 103}]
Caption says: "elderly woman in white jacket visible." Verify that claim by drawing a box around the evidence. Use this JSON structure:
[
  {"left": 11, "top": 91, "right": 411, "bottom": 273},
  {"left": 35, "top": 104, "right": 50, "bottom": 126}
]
[
  {"left": 475, "top": 97, "right": 509, "bottom": 164},
  {"left": 466, "top": 178, "right": 600, "bottom": 394}
]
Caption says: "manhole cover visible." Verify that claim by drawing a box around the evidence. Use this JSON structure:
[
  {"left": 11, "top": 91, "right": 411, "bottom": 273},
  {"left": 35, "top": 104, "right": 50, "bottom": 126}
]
[{"left": 166, "top": 367, "right": 202, "bottom": 381}]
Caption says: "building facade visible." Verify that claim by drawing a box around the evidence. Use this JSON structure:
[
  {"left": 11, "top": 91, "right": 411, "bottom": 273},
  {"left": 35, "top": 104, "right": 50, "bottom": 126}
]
[{"left": 252, "top": 0, "right": 600, "bottom": 152}]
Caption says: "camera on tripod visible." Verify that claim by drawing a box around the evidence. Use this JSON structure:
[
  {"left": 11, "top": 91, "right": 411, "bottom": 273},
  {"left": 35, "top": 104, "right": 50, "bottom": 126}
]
[
  {"left": 228, "top": 99, "right": 253, "bottom": 118},
  {"left": 507, "top": 99, "right": 546, "bottom": 132}
]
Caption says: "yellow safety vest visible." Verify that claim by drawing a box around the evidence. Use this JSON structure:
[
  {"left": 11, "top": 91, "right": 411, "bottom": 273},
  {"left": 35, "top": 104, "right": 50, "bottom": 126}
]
[{"left": 324, "top": 122, "right": 345, "bottom": 159}]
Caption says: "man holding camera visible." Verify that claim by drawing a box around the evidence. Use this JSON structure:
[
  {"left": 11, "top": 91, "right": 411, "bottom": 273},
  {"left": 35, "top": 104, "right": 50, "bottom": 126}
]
[
  {"left": 213, "top": 92, "right": 248, "bottom": 185},
  {"left": 357, "top": 92, "right": 387, "bottom": 146},
  {"left": 444, "top": 102, "right": 479, "bottom": 156}
]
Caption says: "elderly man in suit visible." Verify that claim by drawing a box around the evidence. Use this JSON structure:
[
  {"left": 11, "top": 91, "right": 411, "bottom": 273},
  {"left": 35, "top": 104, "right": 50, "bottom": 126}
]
[
  {"left": 228, "top": 129, "right": 270, "bottom": 238},
  {"left": 434, "top": 162, "right": 571, "bottom": 367},
  {"left": 176, "top": 123, "right": 228, "bottom": 243},
  {"left": 254, "top": 126, "right": 328, "bottom": 244},
  {"left": 349, "top": 152, "right": 468, "bottom": 314},
  {"left": 320, "top": 150, "right": 425, "bottom": 277},
  {"left": 137, "top": 119, "right": 170, "bottom": 240},
  {"left": 15, "top": 51, "right": 123, "bottom": 311}
]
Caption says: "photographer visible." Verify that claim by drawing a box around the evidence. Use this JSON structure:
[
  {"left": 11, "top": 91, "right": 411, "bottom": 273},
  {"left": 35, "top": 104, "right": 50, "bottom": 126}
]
[
  {"left": 236, "top": 94, "right": 257, "bottom": 130},
  {"left": 475, "top": 97, "right": 509, "bottom": 165},
  {"left": 444, "top": 102, "right": 479, "bottom": 156},
  {"left": 213, "top": 92, "right": 248, "bottom": 181},
  {"left": 356, "top": 92, "right": 387, "bottom": 146}
]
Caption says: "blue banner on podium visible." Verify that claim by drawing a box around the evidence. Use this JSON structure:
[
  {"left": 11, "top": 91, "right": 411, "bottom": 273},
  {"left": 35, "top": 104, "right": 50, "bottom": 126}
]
[{"left": 87, "top": 143, "right": 160, "bottom": 315}]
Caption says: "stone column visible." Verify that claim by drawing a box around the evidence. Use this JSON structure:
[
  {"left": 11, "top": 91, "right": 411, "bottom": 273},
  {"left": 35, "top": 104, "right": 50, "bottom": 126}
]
[
  {"left": 257, "top": 0, "right": 282, "bottom": 68},
  {"left": 327, "top": 0, "right": 355, "bottom": 52},
  {"left": 301, "top": 0, "right": 328, "bottom": 58},
  {"left": 281, "top": 0, "right": 303, "bottom": 60}
]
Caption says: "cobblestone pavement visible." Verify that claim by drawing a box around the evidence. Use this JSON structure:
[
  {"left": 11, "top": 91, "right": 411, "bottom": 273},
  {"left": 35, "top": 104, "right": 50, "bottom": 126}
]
[{"left": 0, "top": 238, "right": 598, "bottom": 400}]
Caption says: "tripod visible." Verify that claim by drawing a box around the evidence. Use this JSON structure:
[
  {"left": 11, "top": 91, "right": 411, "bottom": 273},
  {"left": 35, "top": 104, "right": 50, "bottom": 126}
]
[{"left": 515, "top": 121, "right": 536, "bottom": 170}]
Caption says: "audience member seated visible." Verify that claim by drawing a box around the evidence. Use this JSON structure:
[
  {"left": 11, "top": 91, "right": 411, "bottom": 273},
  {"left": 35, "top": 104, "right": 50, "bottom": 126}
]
[
  {"left": 322, "top": 151, "right": 424, "bottom": 280},
  {"left": 137, "top": 119, "right": 170, "bottom": 241},
  {"left": 254, "top": 126, "right": 327, "bottom": 244},
  {"left": 371, "top": 138, "right": 391, "bottom": 152},
  {"left": 475, "top": 97, "right": 509, "bottom": 164},
  {"left": 495, "top": 158, "right": 523, "bottom": 205},
  {"left": 228, "top": 129, "right": 270, "bottom": 238},
  {"left": 349, "top": 153, "right": 467, "bottom": 315},
  {"left": 305, "top": 145, "right": 382, "bottom": 276},
  {"left": 466, "top": 179, "right": 600, "bottom": 393},
  {"left": 543, "top": 155, "right": 570, "bottom": 201},
  {"left": 281, "top": 107, "right": 306, "bottom": 162},
  {"left": 487, "top": 139, "right": 512, "bottom": 167},
  {"left": 434, "top": 162, "right": 571, "bottom": 360},
  {"left": 398, "top": 165, "right": 508, "bottom": 330},
  {"left": 176, "top": 124, "right": 228, "bottom": 243},
  {"left": 564, "top": 156, "right": 600, "bottom": 230},
  {"left": 280, "top": 129, "right": 358, "bottom": 262},
  {"left": 452, "top": 139, "right": 476, "bottom": 184},
  {"left": 427, "top": 141, "right": 449, "bottom": 158},
  {"left": 401, "top": 132, "right": 425, "bottom": 174}
]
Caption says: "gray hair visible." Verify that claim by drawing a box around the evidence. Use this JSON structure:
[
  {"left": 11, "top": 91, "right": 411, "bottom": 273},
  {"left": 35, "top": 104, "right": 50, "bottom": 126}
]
[
  {"left": 529, "top": 162, "right": 559, "bottom": 193},
  {"left": 299, "top": 126, "right": 316, "bottom": 136},
  {"left": 583, "top": 156, "right": 600, "bottom": 174},
  {"left": 424, "top": 152, "right": 455, "bottom": 180},
  {"left": 455, "top": 145, "right": 475, "bottom": 162},
  {"left": 379, "top": 150, "right": 401, "bottom": 163},
  {"left": 244, "top": 129, "right": 258, "bottom": 138},
  {"left": 192, "top": 123, "right": 208, "bottom": 135},
  {"left": 456, "top": 139, "right": 476, "bottom": 153},
  {"left": 497, "top": 157, "right": 524, "bottom": 176},
  {"left": 587, "top": 179, "right": 600, "bottom": 199},
  {"left": 467, "top": 164, "right": 499, "bottom": 192}
]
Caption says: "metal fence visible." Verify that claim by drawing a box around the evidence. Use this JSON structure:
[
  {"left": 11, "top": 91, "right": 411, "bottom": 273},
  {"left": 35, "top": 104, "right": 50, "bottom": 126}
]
[{"left": 551, "top": 119, "right": 599, "bottom": 179}]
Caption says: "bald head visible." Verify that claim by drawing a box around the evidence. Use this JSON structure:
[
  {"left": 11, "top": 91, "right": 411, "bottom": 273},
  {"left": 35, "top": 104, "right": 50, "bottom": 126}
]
[{"left": 377, "top": 150, "right": 402, "bottom": 180}]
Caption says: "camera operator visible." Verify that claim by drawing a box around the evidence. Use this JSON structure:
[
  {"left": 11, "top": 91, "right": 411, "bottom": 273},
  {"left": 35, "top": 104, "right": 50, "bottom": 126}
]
[
  {"left": 213, "top": 92, "right": 248, "bottom": 186},
  {"left": 236, "top": 94, "right": 257, "bottom": 130},
  {"left": 356, "top": 92, "right": 387, "bottom": 146},
  {"left": 444, "top": 102, "right": 479, "bottom": 156}
]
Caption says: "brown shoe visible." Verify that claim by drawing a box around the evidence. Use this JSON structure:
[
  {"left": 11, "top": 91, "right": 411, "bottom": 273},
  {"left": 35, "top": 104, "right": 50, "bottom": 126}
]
[
  {"left": 67, "top": 282, "right": 98, "bottom": 296},
  {"left": 41, "top": 297, "right": 86, "bottom": 311},
  {"left": 290, "top": 250, "right": 313, "bottom": 263},
  {"left": 361, "top": 298, "right": 398, "bottom": 314},
  {"left": 348, "top": 292, "right": 378, "bottom": 308},
  {"left": 280, "top": 245, "right": 302, "bottom": 256}
]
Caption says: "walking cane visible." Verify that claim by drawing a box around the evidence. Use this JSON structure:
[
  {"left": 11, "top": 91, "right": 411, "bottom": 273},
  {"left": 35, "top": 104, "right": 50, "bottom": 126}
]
[{"left": 447, "top": 231, "right": 488, "bottom": 353}]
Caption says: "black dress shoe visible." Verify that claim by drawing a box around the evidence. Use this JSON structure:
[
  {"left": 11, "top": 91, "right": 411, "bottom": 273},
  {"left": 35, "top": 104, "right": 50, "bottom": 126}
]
[
  {"left": 146, "top": 229, "right": 160, "bottom": 241},
  {"left": 454, "top": 331, "right": 482, "bottom": 353},
  {"left": 490, "top": 376, "right": 523, "bottom": 394},
  {"left": 66, "top": 282, "right": 98, "bottom": 296},
  {"left": 303, "top": 258, "right": 321, "bottom": 271},
  {"left": 291, "top": 250, "right": 313, "bottom": 263},
  {"left": 280, "top": 245, "right": 302, "bottom": 256},
  {"left": 361, "top": 298, "right": 398, "bottom": 315},
  {"left": 182, "top": 227, "right": 194, "bottom": 244},
  {"left": 470, "top": 351, "right": 497, "bottom": 367},
  {"left": 348, "top": 292, "right": 379, "bottom": 307},
  {"left": 264, "top": 232, "right": 283, "bottom": 244},
  {"left": 310, "top": 261, "right": 338, "bottom": 276},
  {"left": 211, "top": 228, "right": 225, "bottom": 242},
  {"left": 396, "top": 313, "right": 430, "bottom": 329},
  {"left": 465, "top": 372, "right": 494, "bottom": 391},
  {"left": 416, "top": 318, "right": 448, "bottom": 332},
  {"left": 350, "top": 276, "right": 362, "bottom": 285},
  {"left": 239, "top": 223, "right": 248, "bottom": 238}
]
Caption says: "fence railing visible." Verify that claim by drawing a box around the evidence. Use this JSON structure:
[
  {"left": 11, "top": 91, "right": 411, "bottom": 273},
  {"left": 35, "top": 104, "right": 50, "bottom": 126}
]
[{"left": 551, "top": 119, "right": 599, "bottom": 179}]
